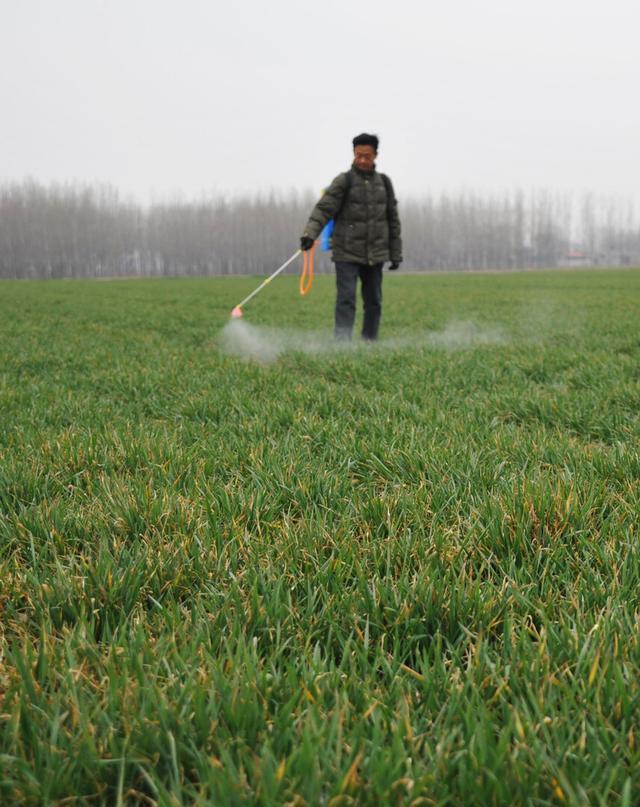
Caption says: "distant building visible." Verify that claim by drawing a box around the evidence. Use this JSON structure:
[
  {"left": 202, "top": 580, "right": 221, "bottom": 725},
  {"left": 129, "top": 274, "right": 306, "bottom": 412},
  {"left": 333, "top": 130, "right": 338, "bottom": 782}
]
[{"left": 558, "top": 250, "right": 592, "bottom": 268}]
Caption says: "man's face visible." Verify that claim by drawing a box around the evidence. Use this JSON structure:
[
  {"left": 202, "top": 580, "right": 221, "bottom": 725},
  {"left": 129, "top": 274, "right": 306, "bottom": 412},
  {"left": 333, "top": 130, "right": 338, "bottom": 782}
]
[{"left": 353, "top": 145, "right": 376, "bottom": 171}]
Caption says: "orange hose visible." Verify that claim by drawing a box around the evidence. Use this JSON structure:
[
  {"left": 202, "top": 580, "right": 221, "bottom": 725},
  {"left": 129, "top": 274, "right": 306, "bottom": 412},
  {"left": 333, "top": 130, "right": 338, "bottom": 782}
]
[{"left": 299, "top": 240, "right": 316, "bottom": 296}]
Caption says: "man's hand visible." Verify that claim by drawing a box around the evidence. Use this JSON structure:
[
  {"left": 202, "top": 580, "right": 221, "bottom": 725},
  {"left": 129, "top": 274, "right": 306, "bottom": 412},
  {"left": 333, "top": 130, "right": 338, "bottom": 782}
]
[
  {"left": 389, "top": 262, "right": 400, "bottom": 270},
  {"left": 300, "top": 236, "right": 314, "bottom": 251}
]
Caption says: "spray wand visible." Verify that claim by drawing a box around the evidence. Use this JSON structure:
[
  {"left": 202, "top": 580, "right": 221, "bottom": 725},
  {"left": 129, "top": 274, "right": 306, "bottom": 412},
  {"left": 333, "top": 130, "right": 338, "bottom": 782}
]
[{"left": 230, "top": 243, "right": 316, "bottom": 318}]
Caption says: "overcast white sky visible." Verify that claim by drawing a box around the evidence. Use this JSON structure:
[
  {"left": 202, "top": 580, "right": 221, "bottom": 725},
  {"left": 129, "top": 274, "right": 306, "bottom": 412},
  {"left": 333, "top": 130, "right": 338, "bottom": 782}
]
[{"left": 1, "top": 0, "right": 638, "bottom": 204}]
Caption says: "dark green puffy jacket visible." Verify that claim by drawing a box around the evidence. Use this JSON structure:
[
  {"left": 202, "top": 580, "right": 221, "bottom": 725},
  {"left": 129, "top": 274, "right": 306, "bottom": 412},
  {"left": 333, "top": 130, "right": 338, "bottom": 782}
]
[{"left": 303, "top": 166, "right": 402, "bottom": 266}]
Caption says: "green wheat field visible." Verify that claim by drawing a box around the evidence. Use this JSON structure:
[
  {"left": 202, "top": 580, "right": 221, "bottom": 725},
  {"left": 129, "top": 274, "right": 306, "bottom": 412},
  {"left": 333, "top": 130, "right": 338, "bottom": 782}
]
[{"left": 1, "top": 268, "right": 639, "bottom": 806}]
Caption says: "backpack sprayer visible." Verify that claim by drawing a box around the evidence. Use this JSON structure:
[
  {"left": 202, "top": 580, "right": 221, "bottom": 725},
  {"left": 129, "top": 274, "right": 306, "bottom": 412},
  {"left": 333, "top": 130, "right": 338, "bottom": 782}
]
[
  {"left": 230, "top": 241, "right": 318, "bottom": 318},
  {"left": 230, "top": 170, "right": 393, "bottom": 318}
]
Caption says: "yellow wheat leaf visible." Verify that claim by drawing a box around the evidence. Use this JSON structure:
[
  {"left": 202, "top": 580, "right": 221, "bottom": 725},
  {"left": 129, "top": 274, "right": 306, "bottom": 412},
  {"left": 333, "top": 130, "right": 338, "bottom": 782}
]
[{"left": 340, "top": 750, "right": 364, "bottom": 793}]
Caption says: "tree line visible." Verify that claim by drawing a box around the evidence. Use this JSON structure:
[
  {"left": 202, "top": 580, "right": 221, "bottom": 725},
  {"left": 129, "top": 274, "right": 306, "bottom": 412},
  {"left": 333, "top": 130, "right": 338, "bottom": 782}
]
[{"left": 1, "top": 180, "right": 639, "bottom": 279}]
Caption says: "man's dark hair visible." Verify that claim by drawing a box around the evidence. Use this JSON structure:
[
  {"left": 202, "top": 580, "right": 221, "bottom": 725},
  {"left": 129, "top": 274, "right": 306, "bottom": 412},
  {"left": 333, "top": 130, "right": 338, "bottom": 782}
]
[{"left": 352, "top": 133, "right": 379, "bottom": 152}]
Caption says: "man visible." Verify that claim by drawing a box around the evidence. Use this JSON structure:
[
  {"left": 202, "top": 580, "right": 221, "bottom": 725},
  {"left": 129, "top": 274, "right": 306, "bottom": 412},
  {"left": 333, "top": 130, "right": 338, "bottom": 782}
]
[{"left": 300, "top": 133, "right": 402, "bottom": 341}]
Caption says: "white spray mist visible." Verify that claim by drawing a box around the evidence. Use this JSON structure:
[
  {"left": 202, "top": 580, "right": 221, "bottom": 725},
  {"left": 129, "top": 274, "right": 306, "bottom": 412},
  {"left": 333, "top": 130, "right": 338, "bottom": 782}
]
[{"left": 219, "top": 319, "right": 506, "bottom": 363}]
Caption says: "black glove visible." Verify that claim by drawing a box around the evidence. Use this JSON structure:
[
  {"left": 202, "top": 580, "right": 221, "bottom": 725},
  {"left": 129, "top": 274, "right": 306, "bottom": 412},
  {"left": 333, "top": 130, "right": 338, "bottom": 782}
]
[
  {"left": 389, "top": 262, "right": 400, "bottom": 271},
  {"left": 300, "top": 236, "right": 315, "bottom": 251}
]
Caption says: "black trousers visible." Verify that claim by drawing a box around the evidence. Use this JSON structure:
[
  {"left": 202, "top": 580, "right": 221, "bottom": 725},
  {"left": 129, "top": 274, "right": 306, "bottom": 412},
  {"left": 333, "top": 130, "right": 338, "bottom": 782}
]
[{"left": 334, "top": 261, "right": 383, "bottom": 341}]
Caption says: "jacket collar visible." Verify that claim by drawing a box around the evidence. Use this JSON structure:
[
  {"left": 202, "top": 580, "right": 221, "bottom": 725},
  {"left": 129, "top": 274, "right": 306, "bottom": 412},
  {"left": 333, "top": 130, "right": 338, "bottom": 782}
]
[{"left": 351, "top": 164, "right": 377, "bottom": 178}]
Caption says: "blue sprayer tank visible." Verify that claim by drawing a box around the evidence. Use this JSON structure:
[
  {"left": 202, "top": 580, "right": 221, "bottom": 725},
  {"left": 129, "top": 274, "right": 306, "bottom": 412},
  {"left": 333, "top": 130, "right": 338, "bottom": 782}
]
[{"left": 320, "top": 219, "right": 334, "bottom": 251}]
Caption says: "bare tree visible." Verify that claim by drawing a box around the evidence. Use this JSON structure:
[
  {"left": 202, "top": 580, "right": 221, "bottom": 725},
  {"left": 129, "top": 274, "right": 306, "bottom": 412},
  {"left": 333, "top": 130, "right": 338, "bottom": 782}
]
[{"left": 1, "top": 180, "right": 638, "bottom": 279}]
